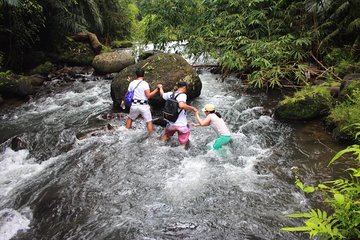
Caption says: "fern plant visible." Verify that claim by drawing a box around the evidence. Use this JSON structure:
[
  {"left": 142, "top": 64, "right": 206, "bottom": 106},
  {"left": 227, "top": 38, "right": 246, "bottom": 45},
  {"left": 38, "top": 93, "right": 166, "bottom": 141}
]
[{"left": 283, "top": 141, "right": 360, "bottom": 239}]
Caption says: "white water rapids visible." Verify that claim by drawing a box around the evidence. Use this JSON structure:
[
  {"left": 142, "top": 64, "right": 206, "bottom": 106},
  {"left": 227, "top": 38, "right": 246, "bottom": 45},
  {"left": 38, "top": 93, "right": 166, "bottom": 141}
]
[{"left": 0, "top": 54, "right": 344, "bottom": 239}]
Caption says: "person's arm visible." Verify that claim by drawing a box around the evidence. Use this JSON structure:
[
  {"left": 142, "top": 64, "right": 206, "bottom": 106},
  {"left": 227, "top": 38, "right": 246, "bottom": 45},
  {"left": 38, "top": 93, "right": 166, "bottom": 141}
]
[
  {"left": 195, "top": 111, "right": 211, "bottom": 126},
  {"left": 178, "top": 101, "right": 197, "bottom": 113},
  {"left": 157, "top": 84, "right": 164, "bottom": 97},
  {"left": 145, "top": 88, "right": 159, "bottom": 99}
]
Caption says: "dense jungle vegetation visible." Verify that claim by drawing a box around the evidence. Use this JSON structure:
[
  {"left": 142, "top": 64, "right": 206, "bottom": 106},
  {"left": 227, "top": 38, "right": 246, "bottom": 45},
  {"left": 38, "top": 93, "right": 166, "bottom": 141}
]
[
  {"left": 1, "top": 0, "right": 359, "bottom": 83},
  {"left": 1, "top": 0, "right": 359, "bottom": 239}
]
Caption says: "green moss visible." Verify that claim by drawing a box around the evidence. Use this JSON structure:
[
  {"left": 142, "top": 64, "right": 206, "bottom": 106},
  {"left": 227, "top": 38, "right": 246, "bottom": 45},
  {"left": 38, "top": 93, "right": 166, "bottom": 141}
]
[
  {"left": 110, "top": 40, "right": 133, "bottom": 48},
  {"left": 101, "top": 45, "right": 113, "bottom": 53},
  {"left": 277, "top": 85, "right": 333, "bottom": 120},
  {"left": 56, "top": 37, "right": 95, "bottom": 65},
  {"left": 339, "top": 81, "right": 360, "bottom": 101},
  {"left": 281, "top": 85, "right": 333, "bottom": 106},
  {"left": 31, "top": 61, "right": 54, "bottom": 75},
  {"left": 328, "top": 88, "right": 360, "bottom": 140}
]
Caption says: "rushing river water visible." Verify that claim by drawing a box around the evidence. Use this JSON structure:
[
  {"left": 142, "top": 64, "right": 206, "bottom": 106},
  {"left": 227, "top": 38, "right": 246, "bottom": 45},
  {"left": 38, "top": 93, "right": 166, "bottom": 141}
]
[{"left": 0, "top": 52, "right": 347, "bottom": 240}]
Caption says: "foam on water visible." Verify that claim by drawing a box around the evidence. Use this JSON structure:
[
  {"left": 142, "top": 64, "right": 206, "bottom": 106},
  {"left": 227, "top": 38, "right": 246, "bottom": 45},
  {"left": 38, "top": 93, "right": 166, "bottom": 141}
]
[
  {"left": 165, "top": 157, "right": 210, "bottom": 203},
  {"left": 0, "top": 208, "right": 31, "bottom": 240},
  {"left": 0, "top": 148, "right": 49, "bottom": 198}
]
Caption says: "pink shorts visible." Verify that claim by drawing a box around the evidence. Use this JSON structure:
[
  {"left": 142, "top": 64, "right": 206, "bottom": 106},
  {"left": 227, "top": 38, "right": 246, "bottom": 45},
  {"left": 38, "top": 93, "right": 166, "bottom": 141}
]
[{"left": 164, "top": 125, "right": 190, "bottom": 144}]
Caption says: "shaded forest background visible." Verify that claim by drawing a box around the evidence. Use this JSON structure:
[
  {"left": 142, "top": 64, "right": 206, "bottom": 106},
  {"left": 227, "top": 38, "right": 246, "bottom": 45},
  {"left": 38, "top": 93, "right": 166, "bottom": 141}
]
[{"left": 1, "top": 0, "right": 359, "bottom": 82}]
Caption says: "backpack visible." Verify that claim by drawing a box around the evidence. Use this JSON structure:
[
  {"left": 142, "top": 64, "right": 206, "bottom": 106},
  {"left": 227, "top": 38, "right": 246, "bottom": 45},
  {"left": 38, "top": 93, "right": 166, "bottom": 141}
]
[
  {"left": 124, "top": 80, "right": 142, "bottom": 108},
  {"left": 163, "top": 92, "right": 184, "bottom": 122}
]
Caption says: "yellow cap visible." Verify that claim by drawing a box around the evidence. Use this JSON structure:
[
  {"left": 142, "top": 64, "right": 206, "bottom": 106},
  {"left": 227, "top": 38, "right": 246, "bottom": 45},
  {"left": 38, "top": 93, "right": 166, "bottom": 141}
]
[{"left": 202, "top": 104, "right": 215, "bottom": 112}]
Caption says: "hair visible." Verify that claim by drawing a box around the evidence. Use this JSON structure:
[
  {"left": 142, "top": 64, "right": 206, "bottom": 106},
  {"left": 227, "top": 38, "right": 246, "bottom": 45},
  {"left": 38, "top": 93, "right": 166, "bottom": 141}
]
[
  {"left": 177, "top": 81, "right": 188, "bottom": 88},
  {"left": 135, "top": 68, "right": 145, "bottom": 77},
  {"left": 208, "top": 110, "right": 222, "bottom": 118}
]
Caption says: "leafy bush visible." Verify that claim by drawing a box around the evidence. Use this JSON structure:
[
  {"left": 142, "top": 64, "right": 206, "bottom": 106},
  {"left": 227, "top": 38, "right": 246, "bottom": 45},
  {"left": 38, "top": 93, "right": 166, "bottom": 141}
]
[
  {"left": 31, "top": 61, "right": 54, "bottom": 75},
  {"left": 327, "top": 88, "right": 360, "bottom": 141},
  {"left": 283, "top": 142, "right": 360, "bottom": 239}
]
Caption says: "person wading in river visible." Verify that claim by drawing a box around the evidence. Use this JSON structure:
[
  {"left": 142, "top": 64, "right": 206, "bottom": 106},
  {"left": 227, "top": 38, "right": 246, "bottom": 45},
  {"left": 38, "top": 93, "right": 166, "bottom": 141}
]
[
  {"left": 158, "top": 82, "right": 197, "bottom": 146},
  {"left": 125, "top": 69, "right": 159, "bottom": 134},
  {"left": 192, "top": 104, "right": 232, "bottom": 150}
]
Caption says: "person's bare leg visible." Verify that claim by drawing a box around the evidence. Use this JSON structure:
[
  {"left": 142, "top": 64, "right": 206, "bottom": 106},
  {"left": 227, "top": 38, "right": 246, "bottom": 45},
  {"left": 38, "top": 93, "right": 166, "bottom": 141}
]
[
  {"left": 146, "top": 121, "right": 154, "bottom": 134},
  {"left": 125, "top": 117, "right": 132, "bottom": 129},
  {"left": 160, "top": 133, "right": 168, "bottom": 142}
]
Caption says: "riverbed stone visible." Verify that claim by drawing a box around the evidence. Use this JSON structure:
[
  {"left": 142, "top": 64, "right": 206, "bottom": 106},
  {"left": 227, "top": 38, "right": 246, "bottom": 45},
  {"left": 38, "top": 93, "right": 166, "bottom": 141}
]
[
  {"left": 110, "top": 53, "right": 202, "bottom": 110},
  {"left": 92, "top": 51, "right": 135, "bottom": 74}
]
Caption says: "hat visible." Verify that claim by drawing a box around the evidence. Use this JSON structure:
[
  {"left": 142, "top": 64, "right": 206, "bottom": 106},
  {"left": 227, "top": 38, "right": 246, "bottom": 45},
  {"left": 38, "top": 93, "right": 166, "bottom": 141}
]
[
  {"left": 177, "top": 81, "right": 188, "bottom": 88},
  {"left": 202, "top": 104, "right": 215, "bottom": 112}
]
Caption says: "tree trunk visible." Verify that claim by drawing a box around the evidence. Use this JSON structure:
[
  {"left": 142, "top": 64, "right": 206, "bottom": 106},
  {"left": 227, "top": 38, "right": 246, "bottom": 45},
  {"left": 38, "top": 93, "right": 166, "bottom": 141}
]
[
  {"left": 73, "top": 32, "right": 89, "bottom": 42},
  {"left": 88, "top": 32, "right": 102, "bottom": 54}
]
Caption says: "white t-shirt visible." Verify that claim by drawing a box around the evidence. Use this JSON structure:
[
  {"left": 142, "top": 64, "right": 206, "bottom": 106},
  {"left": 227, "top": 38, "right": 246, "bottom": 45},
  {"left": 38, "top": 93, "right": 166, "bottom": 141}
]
[
  {"left": 207, "top": 113, "right": 231, "bottom": 136},
  {"left": 128, "top": 79, "right": 150, "bottom": 101},
  {"left": 162, "top": 91, "right": 188, "bottom": 126}
]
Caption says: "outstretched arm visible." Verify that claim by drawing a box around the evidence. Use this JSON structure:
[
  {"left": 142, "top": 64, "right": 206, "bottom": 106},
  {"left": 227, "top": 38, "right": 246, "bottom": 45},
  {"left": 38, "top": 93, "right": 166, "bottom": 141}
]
[
  {"left": 145, "top": 87, "right": 159, "bottom": 99},
  {"left": 195, "top": 111, "right": 211, "bottom": 126},
  {"left": 178, "top": 101, "right": 197, "bottom": 113},
  {"left": 157, "top": 84, "right": 164, "bottom": 97}
]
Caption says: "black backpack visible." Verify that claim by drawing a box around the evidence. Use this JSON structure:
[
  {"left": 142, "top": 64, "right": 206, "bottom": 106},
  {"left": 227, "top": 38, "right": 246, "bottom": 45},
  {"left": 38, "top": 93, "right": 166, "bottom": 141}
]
[{"left": 163, "top": 92, "right": 184, "bottom": 122}]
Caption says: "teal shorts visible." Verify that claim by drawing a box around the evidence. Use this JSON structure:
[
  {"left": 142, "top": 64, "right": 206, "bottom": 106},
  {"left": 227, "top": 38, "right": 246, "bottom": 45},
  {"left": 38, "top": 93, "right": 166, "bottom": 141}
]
[{"left": 212, "top": 135, "right": 232, "bottom": 150}]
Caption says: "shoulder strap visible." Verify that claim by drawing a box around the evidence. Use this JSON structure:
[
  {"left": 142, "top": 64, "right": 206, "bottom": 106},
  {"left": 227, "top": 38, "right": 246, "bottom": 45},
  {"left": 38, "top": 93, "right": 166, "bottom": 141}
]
[
  {"left": 132, "top": 80, "right": 142, "bottom": 91},
  {"left": 172, "top": 92, "right": 184, "bottom": 100}
]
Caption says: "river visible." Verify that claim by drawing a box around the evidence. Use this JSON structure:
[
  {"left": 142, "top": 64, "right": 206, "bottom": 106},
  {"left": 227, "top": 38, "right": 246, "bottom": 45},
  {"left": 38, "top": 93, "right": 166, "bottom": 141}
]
[{"left": 0, "top": 50, "right": 346, "bottom": 240}]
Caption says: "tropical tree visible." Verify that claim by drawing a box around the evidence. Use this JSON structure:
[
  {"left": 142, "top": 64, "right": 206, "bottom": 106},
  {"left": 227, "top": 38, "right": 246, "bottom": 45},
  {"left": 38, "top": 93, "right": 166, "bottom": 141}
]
[
  {"left": 142, "top": 0, "right": 360, "bottom": 88},
  {"left": 0, "top": 0, "right": 134, "bottom": 69}
]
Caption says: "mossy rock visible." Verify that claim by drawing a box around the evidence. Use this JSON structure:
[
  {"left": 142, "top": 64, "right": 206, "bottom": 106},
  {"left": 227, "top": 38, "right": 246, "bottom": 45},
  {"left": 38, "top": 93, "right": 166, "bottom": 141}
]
[
  {"left": 274, "top": 86, "right": 334, "bottom": 120},
  {"left": 92, "top": 51, "right": 135, "bottom": 74},
  {"left": 339, "top": 77, "right": 360, "bottom": 102},
  {"left": 55, "top": 38, "right": 95, "bottom": 66},
  {"left": 111, "top": 53, "right": 202, "bottom": 110},
  {"left": 110, "top": 40, "right": 133, "bottom": 48},
  {"left": 0, "top": 72, "right": 35, "bottom": 98},
  {"left": 327, "top": 83, "right": 360, "bottom": 141},
  {"left": 31, "top": 61, "right": 55, "bottom": 76}
]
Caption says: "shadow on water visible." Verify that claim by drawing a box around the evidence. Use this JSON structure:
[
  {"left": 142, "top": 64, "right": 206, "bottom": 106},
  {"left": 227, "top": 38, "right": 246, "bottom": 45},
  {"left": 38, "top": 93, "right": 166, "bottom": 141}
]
[{"left": 0, "top": 66, "right": 346, "bottom": 240}]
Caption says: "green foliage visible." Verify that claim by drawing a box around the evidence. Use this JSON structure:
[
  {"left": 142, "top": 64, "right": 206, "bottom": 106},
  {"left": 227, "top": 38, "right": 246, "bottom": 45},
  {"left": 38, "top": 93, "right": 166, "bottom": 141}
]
[
  {"left": 283, "top": 142, "right": 360, "bottom": 239},
  {"left": 281, "top": 85, "right": 332, "bottom": 106},
  {"left": 30, "top": 61, "right": 54, "bottom": 75},
  {"left": 141, "top": 0, "right": 360, "bottom": 89},
  {"left": 0, "top": 0, "right": 44, "bottom": 67},
  {"left": 328, "top": 88, "right": 360, "bottom": 141},
  {"left": 282, "top": 209, "right": 343, "bottom": 239},
  {"left": 56, "top": 37, "right": 95, "bottom": 66}
]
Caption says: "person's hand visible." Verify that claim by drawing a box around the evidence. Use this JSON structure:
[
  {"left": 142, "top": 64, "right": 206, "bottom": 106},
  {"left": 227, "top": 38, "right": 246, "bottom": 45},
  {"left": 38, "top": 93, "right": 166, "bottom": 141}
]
[
  {"left": 193, "top": 107, "right": 198, "bottom": 113},
  {"left": 157, "top": 84, "right": 163, "bottom": 89},
  {"left": 191, "top": 122, "right": 199, "bottom": 127}
]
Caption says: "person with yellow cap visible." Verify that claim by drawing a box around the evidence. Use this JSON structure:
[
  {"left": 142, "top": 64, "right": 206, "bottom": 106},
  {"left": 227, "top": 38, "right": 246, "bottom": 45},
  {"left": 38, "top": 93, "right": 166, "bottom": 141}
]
[{"left": 193, "top": 104, "right": 232, "bottom": 150}]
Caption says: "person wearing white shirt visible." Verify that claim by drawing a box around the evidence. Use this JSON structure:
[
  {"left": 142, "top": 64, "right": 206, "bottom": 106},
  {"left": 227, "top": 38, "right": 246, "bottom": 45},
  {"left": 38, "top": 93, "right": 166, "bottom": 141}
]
[
  {"left": 125, "top": 69, "right": 159, "bottom": 134},
  {"left": 158, "top": 82, "right": 197, "bottom": 145},
  {"left": 193, "top": 103, "right": 232, "bottom": 150}
]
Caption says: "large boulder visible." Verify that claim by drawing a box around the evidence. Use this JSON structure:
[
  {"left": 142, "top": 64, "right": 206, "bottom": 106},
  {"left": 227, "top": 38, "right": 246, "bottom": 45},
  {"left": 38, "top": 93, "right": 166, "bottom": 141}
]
[
  {"left": 274, "top": 85, "right": 334, "bottom": 120},
  {"left": 0, "top": 72, "right": 35, "bottom": 99},
  {"left": 111, "top": 53, "right": 202, "bottom": 110},
  {"left": 92, "top": 51, "right": 135, "bottom": 74}
]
